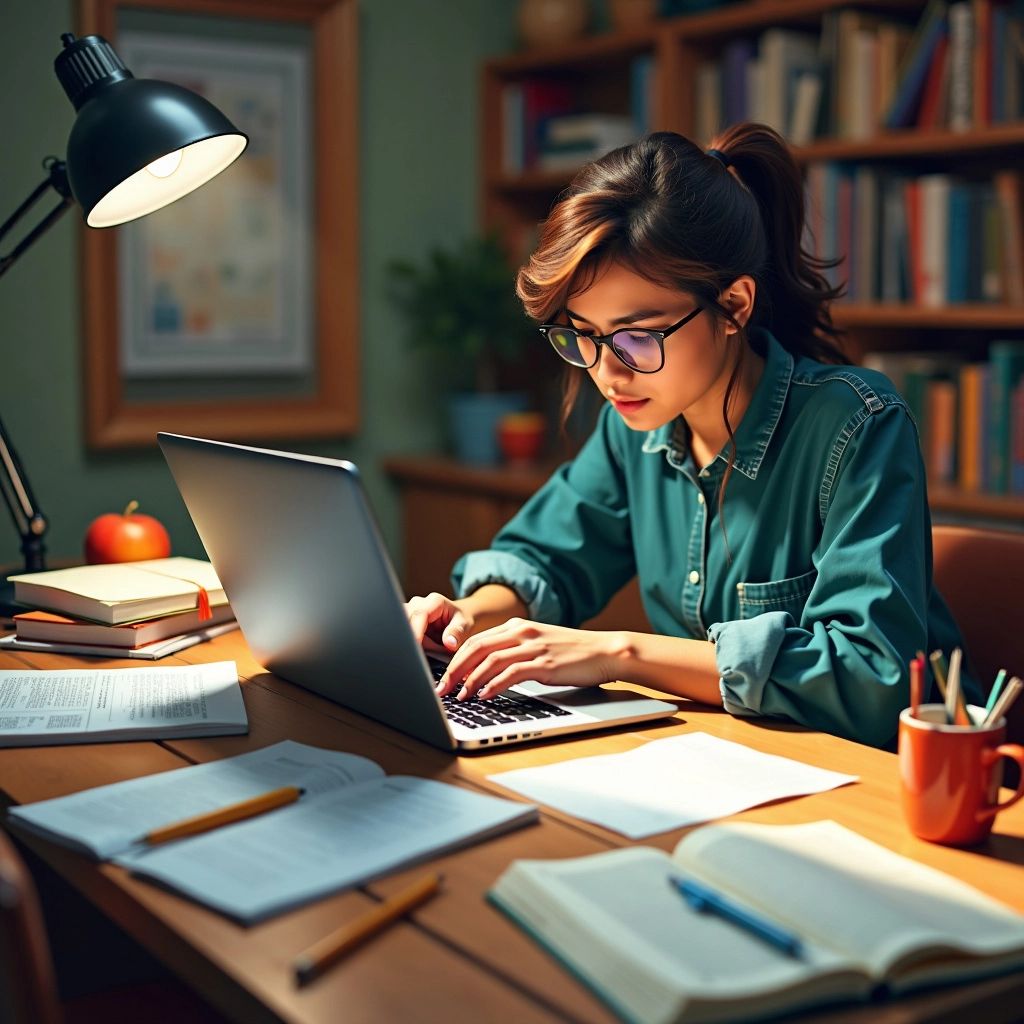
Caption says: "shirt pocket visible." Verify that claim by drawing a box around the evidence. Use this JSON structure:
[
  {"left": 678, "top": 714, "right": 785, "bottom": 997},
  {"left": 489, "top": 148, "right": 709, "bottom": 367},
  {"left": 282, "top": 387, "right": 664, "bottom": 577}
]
[{"left": 735, "top": 568, "right": 818, "bottom": 622}]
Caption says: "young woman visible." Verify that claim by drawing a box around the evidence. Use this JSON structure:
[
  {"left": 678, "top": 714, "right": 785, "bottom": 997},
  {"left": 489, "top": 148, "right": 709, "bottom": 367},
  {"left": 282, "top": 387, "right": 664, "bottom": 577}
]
[{"left": 405, "top": 124, "right": 976, "bottom": 748}]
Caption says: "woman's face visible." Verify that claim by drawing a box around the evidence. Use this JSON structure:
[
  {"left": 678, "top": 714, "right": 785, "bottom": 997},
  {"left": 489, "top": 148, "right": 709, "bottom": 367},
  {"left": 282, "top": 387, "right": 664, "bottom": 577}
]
[{"left": 566, "top": 261, "right": 738, "bottom": 432}]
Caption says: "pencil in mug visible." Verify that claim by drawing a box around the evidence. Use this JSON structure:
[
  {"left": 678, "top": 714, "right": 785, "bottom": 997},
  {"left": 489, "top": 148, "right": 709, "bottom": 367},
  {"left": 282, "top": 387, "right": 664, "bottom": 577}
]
[
  {"left": 928, "top": 649, "right": 950, "bottom": 717},
  {"left": 909, "top": 656, "right": 924, "bottom": 718},
  {"left": 983, "top": 676, "right": 1023, "bottom": 729},
  {"left": 945, "top": 648, "right": 971, "bottom": 727}
]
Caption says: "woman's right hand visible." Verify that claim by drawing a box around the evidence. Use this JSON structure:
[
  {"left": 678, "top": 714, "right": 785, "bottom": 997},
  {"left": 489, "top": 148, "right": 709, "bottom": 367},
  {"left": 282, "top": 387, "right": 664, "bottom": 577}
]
[{"left": 404, "top": 593, "right": 476, "bottom": 655}]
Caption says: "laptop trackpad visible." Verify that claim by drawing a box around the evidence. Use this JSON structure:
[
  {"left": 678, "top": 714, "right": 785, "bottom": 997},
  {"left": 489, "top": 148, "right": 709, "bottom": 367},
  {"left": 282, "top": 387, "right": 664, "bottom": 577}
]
[{"left": 512, "top": 680, "right": 677, "bottom": 721}]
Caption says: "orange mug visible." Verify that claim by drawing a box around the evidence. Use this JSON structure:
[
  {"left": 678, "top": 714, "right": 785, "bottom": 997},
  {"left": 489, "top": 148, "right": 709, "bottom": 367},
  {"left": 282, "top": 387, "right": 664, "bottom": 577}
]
[{"left": 899, "top": 704, "right": 1024, "bottom": 846}]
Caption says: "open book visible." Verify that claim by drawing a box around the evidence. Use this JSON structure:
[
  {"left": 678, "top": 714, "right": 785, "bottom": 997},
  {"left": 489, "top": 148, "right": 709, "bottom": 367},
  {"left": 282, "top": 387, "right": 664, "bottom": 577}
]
[
  {"left": 489, "top": 820, "right": 1024, "bottom": 1024},
  {"left": 9, "top": 739, "right": 538, "bottom": 923},
  {"left": 0, "top": 661, "right": 247, "bottom": 746}
]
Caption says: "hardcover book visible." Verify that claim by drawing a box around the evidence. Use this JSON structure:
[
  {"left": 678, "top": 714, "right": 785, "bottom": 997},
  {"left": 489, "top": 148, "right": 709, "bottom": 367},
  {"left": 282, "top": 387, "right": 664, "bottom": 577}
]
[
  {"left": 7, "top": 557, "right": 227, "bottom": 625},
  {"left": 490, "top": 820, "right": 1024, "bottom": 1024}
]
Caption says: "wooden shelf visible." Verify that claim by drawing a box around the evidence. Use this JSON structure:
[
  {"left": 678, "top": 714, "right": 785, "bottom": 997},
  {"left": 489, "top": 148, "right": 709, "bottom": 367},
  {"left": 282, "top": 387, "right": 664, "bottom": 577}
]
[
  {"left": 486, "top": 27, "right": 655, "bottom": 75},
  {"left": 834, "top": 304, "right": 1024, "bottom": 330},
  {"left": 386, "top": 457, "right": 1024, "bottom": 526},
  {"left": 929, "top": 487, "right": 1024, "bottom": 523},
  {"left": 383, "top": 455, "right": 551, "bottom": 501},
  {"left": 795, "top": 123, "right": 1024, "bottom": 163}
]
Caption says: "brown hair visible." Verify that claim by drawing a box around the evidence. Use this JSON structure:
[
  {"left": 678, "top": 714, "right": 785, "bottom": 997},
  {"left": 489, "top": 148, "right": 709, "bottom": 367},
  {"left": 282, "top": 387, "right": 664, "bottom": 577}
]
[{"left": 516, "top": 124, "right": 845, "bottom": 538}]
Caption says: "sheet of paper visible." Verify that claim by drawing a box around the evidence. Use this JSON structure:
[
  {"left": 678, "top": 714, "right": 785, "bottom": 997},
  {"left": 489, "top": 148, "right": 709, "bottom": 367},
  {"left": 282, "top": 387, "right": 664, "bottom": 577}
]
[
  {"left": 0, "top": 660, "right": 245, "bottom": 743},
  {"left": 9, "top": 739, "right": 384, "bottom": 859},
  {"left": 116, "top": 775, "right": 538, "bottom": 923},
  {"left": 487, "top": 732, "right": 858, "bottom": 838}
]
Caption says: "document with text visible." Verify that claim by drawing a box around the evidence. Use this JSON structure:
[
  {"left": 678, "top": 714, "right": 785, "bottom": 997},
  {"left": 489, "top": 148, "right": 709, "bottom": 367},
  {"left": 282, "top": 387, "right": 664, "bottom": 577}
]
[
  {"left": 0, "top": 660, "right": 247, "bottom": 746},
  {"left": 9, "top": 739, "right": 538, "bottom": 922}
]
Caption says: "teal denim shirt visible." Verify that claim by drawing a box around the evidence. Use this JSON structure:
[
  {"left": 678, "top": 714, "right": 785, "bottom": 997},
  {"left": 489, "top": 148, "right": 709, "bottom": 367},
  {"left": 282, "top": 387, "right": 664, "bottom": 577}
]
[{"left": 452, "top": 330, "right": 978, "bottom": 748}]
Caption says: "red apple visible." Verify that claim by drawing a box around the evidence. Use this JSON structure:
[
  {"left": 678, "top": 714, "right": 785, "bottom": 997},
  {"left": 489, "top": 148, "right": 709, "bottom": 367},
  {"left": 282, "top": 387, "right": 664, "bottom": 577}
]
[{"left": 84, "top": 500, "right": 172, "bottom": 564}]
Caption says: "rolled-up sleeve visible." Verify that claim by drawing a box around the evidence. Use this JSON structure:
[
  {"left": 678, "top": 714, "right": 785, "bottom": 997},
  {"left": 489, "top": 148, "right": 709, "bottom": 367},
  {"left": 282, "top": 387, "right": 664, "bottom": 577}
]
[
  {"left": 707, "top": 403, "right": 933, "bottom": 748},
  {"left": 451, "top": 405, "right": 637, "bottom": 626}
]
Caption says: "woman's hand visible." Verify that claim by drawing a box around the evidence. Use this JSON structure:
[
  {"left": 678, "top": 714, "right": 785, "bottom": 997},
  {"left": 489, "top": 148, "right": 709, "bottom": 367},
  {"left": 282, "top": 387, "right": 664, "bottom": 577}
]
[
  {"left": 437, "top": 618, "right": 629, "bottom": 700},
  {"left": 404, "top": 593, "right": 476, "bottom": 655}
]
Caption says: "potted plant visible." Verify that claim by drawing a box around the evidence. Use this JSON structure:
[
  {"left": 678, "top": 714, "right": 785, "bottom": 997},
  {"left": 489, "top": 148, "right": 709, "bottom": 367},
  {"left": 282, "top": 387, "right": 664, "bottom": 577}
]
[{"left": 388, "top": 233, "right": 538, "bottom": 464}]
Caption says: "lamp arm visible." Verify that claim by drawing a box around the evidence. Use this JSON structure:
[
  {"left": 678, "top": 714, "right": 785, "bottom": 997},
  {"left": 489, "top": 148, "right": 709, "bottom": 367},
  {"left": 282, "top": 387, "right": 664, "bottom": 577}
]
[
  {"left": 0, "top": 158, "right": 65, "bottom": 575},
  {"left": 0, "top": 158, "right": 74, "bottom": 280},
  {"left": 0, "top": 416, "right": 46, "bottom": 573}
]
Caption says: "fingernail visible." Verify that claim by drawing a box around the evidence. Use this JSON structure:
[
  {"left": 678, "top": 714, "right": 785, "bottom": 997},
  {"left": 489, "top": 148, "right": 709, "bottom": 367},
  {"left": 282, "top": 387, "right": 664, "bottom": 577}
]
[
  {"left": 443, "top": 633, "right": 457, "bottom": 648},
  {"left": 457, "top": 687, "right": 469, "bottom": 701}
]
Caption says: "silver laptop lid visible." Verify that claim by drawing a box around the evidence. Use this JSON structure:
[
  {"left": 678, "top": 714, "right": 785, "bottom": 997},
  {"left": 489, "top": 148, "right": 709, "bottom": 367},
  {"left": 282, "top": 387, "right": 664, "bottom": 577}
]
[{"left": 158, "top": 433, "right": 456, "bottom": 750}]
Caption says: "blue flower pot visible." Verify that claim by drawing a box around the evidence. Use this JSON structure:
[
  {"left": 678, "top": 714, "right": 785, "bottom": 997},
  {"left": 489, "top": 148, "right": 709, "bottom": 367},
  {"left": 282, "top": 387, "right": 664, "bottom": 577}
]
[{"left": 448, "top": 392, "right": 529, "bottom": 465}]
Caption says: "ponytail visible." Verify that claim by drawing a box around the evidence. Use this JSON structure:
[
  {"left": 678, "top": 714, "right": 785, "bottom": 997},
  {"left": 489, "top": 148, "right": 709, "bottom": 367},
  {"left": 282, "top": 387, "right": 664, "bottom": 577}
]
[{"left": 708, "top": 123, "right": 845, "bottom": 363}]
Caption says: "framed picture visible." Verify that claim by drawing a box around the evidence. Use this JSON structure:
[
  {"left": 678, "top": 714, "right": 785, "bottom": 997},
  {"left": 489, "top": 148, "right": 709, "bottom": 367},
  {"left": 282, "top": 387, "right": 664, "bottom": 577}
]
[
  {"left": 117, "top": 30, "right": 313, "bottom": 377},
  {"left": 77, "top": 0, "right": 358, "bottom": 448}
]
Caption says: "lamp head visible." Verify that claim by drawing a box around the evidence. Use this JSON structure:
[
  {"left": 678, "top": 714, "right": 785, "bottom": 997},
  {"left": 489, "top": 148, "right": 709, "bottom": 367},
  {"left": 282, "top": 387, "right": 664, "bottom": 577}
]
[{"left": 54, "top": 33, "right": 248, "bottom": 227}]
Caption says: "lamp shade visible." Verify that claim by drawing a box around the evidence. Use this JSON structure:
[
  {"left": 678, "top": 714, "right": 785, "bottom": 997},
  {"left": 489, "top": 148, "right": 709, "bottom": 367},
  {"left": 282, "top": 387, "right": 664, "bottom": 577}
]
[{"left": 54, "top": 34, "right": 248, "bottom": 228}]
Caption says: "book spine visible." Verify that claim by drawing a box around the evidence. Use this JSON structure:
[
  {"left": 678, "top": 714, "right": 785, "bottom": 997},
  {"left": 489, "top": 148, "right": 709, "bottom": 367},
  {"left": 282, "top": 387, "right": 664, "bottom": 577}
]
[
  {"left": 886, "top": 1, "right": 950, "bottom": 128},
  {"left": 987, "top": 341, "right": 1024, "bottom": 493},
  {"left": 948, "top": 2, "right": 975, "bottom": 129},
  {"left": 958, "top": 363, "right": 985, "bottom": 491},
  {"left": 1012, "top": 380, "right": 1024, "bottom": 494}
]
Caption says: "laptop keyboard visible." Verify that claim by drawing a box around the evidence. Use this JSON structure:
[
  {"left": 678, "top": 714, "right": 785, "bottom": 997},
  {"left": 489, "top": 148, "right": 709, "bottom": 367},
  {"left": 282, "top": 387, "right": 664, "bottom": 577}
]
[{"left": 428, "top": 658, "right": 572, "bottom": 730}]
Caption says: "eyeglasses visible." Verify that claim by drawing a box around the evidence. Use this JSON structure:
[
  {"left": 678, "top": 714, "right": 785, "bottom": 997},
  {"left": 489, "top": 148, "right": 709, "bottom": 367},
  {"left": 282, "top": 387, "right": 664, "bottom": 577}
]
[{"left": 539, "top": 306, "right": 704, "bottom": 374}]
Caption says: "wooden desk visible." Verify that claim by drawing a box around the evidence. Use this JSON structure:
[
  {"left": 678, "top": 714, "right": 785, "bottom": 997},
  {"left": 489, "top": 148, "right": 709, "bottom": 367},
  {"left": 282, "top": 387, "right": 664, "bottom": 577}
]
[{"left": 2, "top": 631, "right": 1024, "bottom": 1024}]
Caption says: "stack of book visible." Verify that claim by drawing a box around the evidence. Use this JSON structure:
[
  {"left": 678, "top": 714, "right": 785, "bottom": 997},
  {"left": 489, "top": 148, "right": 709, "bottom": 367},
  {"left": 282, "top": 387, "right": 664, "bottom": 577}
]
[{"left": 1, "top": 557, "right": 237, "bottom": 659}]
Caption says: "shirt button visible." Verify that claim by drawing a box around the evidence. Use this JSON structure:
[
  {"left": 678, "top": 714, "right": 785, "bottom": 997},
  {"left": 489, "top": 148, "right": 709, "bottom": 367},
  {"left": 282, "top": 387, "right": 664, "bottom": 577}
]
[
  {"left": 688, "top": 570, "right": 700, "bottom": 585},
  {"left": 696, "top": 493, "right": 705, "bottom": 505}
]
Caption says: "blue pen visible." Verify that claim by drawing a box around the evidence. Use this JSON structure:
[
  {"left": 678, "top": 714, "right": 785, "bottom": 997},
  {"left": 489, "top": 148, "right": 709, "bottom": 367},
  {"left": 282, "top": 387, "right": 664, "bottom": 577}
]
[{"left": 669, "top": 875, "right": 804, "bottom": 959}]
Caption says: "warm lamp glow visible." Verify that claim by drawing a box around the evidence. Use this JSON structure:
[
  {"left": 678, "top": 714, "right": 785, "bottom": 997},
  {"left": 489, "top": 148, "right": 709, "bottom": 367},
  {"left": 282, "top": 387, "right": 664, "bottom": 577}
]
[{"left": 87, "top": 134, "right": 246, "bottom": 228}]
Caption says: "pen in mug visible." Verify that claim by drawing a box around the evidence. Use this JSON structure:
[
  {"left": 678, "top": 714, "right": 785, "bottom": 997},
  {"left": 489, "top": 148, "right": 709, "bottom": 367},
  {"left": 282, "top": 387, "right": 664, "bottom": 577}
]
[
  {"left": 141, "top": 786, "right": 304, "bottom": 846},
  {"left": 985, "top": 669, "right": 1009, "bottom": 718},
  {"left": 983, "top": 676, "right": 1023, "bottom": 729},
  {"left": 669, "top": 875, "right": 803, "bottom": 959},
  {"left": 293, "top": 872, "right": 443, "bottom": 986}
]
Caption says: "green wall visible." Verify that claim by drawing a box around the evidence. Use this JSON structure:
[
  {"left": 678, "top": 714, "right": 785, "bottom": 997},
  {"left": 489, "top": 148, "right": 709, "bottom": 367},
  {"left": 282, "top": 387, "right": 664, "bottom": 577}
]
[{"left": 0, "top": 0, "right": 517, "bottom": 572}]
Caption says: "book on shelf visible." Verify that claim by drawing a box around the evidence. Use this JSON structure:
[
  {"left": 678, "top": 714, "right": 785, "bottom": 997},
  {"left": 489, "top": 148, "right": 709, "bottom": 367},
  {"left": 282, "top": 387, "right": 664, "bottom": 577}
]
[
  {"left": 7, "top": 557, "right": 227, "bottom": 625},
  {"left": 12, "top": 602, "right": 236, "bottom": 648},
  {"left": 884, "top": 0, "right": 949, "bottom": 130},
  {"left": 988, "top": 339, "right": 1024, "bottom": 493},
  {"left": 9, "top": 739, "right": 538, "bottom": 923},
  {"left": 0, "top": 619, "right": 239, "bottom": 660},
  {"left": 488, "top": 819, "right": 1024, "bottom": 1024},
  {"left": 0, "top": 660, "right": 246, "bottom": 747}
]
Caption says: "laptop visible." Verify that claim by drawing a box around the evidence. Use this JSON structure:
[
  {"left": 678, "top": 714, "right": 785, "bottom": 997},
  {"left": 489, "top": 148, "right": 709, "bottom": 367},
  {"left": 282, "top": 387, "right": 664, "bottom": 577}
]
[{"left": 158, "top": 433, "right": 678, "bottom": 751}]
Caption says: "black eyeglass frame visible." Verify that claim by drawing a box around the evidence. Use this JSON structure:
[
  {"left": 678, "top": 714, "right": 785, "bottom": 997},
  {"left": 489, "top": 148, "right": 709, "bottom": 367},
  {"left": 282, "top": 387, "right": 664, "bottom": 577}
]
[{"left": 538, "top": 305, "right": 704, "bottom": 374}]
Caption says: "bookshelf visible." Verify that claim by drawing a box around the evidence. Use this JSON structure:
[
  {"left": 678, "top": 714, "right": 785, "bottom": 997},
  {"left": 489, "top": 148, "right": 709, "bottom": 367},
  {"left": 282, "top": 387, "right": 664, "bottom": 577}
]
[{"left": 479, "top": 0, "right": 1024, "bottom": 525}]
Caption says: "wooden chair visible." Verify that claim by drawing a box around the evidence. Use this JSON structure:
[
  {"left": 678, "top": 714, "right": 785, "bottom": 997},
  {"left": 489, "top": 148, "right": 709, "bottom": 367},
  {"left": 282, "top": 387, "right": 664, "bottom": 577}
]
[
  {"left": 0, "top": 830, "right": 229, "bottom": 1024},
  {"left": 932, "top": 523, "right": 1024, "bottom": 745}
]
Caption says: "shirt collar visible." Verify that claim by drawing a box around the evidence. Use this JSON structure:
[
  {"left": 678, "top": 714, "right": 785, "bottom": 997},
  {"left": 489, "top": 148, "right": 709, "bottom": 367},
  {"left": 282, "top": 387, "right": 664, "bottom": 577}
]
[{"left": 641, "top": 329, "right": 793, "bottom": 480}]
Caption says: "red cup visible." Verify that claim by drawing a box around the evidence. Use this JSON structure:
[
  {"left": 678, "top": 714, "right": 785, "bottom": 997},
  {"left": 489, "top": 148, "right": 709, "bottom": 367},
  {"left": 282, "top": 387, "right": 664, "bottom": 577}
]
[
  {"left": 497, "top": 412, "right": 546, "bottom": 465},
  {"left": 899, "top": 704, "right": 1024, "bottom": 846}
]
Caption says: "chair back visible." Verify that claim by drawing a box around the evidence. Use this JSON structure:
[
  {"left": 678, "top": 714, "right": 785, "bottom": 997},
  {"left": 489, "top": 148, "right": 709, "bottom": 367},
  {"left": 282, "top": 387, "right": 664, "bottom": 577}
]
[
  {"left": 932, "top": 524, "right": 1024, "bottom": 744},
  {"left": 0, "top": 830, "right": 62, "bottom": 1024}
]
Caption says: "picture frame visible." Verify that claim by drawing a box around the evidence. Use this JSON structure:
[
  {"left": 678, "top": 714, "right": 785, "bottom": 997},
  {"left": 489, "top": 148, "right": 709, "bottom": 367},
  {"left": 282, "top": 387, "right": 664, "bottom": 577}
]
[{"left": 77, "top": 0, "right": 358, "bottom": 448}]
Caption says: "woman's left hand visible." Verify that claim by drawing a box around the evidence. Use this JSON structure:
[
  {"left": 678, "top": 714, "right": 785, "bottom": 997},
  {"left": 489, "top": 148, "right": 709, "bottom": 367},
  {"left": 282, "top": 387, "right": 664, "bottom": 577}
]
[{"left": 437, "top": 618, "right": 627, "bottom": 700}]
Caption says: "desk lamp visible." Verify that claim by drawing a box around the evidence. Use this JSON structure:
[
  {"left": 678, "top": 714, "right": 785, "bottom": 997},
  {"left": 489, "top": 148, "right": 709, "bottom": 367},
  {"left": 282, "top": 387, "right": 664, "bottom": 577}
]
[{"left": 0, "top": 32, "right": 247, "bottom": 613}]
